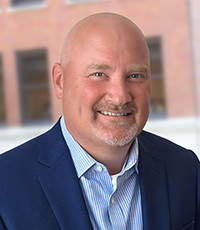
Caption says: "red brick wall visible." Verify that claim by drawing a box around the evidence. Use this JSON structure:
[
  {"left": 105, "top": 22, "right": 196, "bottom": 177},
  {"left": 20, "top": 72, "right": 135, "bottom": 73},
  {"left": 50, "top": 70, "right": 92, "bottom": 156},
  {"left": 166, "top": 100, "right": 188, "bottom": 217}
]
[{"left": 0, "top": 0, "right": 196, "bottom": 126}]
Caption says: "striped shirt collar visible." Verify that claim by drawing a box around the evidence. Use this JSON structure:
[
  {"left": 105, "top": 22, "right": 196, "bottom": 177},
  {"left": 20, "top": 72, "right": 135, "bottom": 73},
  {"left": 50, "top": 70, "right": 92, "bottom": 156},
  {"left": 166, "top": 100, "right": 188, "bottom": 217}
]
[{"left": 60, "top": 116, "right": 139, "bottom": 177}]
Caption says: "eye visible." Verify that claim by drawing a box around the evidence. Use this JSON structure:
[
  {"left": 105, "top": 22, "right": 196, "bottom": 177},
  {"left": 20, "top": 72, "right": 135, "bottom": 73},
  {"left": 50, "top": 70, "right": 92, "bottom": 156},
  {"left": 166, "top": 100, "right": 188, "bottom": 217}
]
[
  {"left": 129, "top": 74, "right": 142, "bottom": 79},
  {"left": 93, "top": 72, "right": 106, "bottom": 77}
]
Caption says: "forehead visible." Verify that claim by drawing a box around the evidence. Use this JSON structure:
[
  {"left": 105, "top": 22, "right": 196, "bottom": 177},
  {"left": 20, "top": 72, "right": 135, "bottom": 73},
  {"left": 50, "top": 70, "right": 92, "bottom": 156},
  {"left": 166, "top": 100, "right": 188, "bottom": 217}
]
[
  {"left": 76, "top": 30, "right": 147, "bottom": 56},
  {"left": 76, "top": 21, "right": 146, "bottom": 50},
  {"left": 63, "top": 16, "right": 150, "bottom": 70}
]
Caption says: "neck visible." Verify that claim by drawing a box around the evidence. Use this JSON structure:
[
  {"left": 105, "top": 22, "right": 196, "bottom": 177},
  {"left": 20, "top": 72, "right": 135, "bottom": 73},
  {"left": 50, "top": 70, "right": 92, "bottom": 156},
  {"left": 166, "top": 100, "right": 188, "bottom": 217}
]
[{"left": 83, "top": 141, "right": 134, "bottom": 175}]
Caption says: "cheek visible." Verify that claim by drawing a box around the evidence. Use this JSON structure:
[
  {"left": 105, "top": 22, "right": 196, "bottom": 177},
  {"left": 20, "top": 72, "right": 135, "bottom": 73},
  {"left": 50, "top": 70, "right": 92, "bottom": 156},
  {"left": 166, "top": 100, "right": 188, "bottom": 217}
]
[
  {"left": 62, "top": 82, "right": 102, "bottom": 125},
  {"left": 133, "top": 85, "right": 150, "bottom": 113},
  {"left": 75, "top": 81, "right": 105, "bottom": 108}
]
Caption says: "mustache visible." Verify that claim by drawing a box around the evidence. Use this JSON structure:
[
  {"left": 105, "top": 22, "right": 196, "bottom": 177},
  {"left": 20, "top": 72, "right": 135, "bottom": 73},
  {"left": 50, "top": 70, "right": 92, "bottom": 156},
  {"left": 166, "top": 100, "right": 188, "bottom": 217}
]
[{"left": 93, "top": 102, "right": 138, "bottom": 114}]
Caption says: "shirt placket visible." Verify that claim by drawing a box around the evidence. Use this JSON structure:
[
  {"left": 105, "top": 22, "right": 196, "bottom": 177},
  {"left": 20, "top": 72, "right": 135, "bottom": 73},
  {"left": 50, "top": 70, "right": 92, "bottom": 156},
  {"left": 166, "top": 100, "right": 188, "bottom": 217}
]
[{"left": 109, "top": 191, "right": 126, "bottom": 230}]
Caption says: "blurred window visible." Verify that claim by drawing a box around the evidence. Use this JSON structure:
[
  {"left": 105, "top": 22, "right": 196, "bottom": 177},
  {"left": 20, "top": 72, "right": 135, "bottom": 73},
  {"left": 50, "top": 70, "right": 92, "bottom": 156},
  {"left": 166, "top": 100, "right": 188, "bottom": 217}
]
[
  {"left": 12, "top": 0, "right": 43, "bottom": 7},
  {"left": 17, "top": 49, "right": 51, "bottom": 124},
  {"left": 0, "top": 55, "right": 6, "bottom": 124},
  {"left": 147, "top": 38, "right": 166, "bottom": 118}
]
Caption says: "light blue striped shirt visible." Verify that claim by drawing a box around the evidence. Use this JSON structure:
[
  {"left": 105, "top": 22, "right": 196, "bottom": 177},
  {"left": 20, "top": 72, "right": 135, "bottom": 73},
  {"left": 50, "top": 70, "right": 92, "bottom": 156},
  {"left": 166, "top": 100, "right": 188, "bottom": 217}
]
[{"left": 60, "top": 116, "right": 143, "bottom": 230}]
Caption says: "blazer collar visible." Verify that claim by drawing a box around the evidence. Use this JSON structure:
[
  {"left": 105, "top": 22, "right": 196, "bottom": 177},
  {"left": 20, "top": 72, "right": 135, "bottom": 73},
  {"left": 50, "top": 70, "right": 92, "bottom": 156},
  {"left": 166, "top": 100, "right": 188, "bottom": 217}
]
[
  {"left": 37, "top": 120, "right": 93, "bottom": 230},
  {"left": 138, "top": 131, "right": 170, "bottom": 230}
]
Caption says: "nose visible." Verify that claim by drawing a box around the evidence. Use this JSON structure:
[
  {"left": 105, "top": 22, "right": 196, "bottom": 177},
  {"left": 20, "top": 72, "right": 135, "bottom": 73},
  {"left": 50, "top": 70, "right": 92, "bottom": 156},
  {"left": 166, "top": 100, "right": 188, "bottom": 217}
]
[{"left": 104, "top": 79, "right": 132, "bottom": 105}]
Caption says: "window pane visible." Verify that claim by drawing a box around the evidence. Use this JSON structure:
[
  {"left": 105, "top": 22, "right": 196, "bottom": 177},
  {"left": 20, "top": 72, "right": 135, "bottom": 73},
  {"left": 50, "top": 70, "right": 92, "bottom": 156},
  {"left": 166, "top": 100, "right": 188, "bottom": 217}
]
[
  {"left": 150, "top": 58, "right": 162, "bottom": 76},
  {"left": 22, "top": 55, "right": 48, "bottom": 86},
  {"left": 151, "top": 78, "right": 165, "bottom": 114},
  {"left": 0, "top": 55, "right": 6, "bottom": 124},
  {"left": 23, "top": 88, "right": 51, "bottom": 121},
  {"left": 147, "top": 38, "right": 166, "bottom": 117},
  {"left": 12, "top": 0, "right": 43, "bottom": 7},
  {"left": 17, "top": 49, "right": 51, "bottom": 124}
]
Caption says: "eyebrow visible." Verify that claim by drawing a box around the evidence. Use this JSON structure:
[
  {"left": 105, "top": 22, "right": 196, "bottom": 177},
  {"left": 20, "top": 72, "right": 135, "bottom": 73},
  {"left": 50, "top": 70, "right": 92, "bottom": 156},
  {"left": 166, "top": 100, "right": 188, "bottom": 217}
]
[
  {"left": 130, "top": 65, "right": 150, "bottom": 73},
  {"left": 86, "top": 64, "right": 112, "bottom": 71},
  {"left": 85, "top": 63, "right": 150, "bottom": 74}
]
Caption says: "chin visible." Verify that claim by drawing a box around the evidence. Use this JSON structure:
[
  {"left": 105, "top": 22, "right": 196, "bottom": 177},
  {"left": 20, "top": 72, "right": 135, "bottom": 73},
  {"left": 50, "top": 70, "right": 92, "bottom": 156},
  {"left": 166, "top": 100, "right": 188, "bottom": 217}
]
[{"left": 93, "top": 125, "right": 138, "bottom": 147}]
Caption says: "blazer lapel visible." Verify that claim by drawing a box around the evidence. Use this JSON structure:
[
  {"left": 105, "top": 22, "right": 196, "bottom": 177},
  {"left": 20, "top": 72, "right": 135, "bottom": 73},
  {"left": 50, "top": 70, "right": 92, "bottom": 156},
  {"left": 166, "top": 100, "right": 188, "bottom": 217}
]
[
  {"left": 37, "top": 121, "right": 93, "bottom": 230},
  {"left": 138, "top": 132, "right": 170, "bottom": 230}
]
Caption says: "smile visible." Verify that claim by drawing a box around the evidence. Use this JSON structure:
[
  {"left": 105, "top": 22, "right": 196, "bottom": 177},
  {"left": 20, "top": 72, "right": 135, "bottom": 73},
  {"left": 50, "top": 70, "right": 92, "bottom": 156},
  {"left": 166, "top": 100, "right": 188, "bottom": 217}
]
[{"left": 99, "top": 111, "right": 131, "bottom": 116}]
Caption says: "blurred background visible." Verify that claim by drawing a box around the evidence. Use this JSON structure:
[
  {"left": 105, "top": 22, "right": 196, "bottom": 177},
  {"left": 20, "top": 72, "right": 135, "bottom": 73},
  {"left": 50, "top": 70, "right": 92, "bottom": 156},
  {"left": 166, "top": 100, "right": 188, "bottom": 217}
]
[{"left": 0, "top": 0, "right": 199, "bottom": 159}]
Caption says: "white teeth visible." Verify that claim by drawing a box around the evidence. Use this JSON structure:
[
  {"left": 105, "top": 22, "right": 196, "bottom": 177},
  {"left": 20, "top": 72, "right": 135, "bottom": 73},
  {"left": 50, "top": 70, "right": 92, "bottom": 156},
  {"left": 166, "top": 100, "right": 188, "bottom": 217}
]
[{"left": 100, "top": 111, "right": 129, "bottom": 116}]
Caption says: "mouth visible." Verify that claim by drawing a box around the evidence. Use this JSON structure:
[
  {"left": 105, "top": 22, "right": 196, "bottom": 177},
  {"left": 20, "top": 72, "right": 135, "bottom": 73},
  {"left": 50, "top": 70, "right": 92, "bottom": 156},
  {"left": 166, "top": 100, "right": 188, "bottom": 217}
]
[{"left": 98, "top": 111, "right": 132, "bottom": 117}]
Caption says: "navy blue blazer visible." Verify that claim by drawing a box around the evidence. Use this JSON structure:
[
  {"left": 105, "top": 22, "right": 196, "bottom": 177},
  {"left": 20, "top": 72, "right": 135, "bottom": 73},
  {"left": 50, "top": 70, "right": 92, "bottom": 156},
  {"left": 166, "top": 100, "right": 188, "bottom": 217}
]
[{"left": 0, "top": 120, "right": 199, "bottom": 230}]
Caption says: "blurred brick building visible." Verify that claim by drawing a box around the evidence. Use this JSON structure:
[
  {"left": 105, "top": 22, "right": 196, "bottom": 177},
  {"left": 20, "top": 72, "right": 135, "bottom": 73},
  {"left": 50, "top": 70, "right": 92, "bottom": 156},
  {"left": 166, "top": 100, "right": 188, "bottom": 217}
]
[{"left": 0, "top": 0, "right": 199, "bottom": 155}]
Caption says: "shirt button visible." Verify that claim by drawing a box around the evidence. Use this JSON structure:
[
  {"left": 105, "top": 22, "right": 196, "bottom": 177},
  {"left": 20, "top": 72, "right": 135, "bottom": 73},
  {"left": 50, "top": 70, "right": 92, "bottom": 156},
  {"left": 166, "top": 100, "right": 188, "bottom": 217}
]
[
  {"left": 96, "top": 166, "right": 103, "bottom": 172},
  {"left": 111, "top": 197, "right": 115, "bottom": 204}
]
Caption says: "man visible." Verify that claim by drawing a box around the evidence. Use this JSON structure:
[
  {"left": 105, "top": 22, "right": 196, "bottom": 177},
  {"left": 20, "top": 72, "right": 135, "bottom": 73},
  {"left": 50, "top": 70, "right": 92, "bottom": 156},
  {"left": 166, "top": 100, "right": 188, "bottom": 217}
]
[{"left": 0, "top": 13, "right": 199, "bottom": 230}]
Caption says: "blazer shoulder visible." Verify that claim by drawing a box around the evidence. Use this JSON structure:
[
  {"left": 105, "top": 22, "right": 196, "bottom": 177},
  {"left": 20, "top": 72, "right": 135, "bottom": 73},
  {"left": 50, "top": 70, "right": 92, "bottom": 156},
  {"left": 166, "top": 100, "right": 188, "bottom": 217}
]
[
  {"left": 138, "top": 130, "right": 199, "bottom": 164},
  {"left": 0, "top": 120, "right": 61, "bottom": 170},
  {"left": 0, "top": 131, "right": 45, "bottom": 173}
]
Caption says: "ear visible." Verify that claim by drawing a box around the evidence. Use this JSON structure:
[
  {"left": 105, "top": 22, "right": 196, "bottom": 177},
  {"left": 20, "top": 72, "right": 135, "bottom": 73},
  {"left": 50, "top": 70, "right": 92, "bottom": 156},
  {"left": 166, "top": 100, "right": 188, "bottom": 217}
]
[{"left": 52, "top": 62, "right": 63, "bottom": 100}]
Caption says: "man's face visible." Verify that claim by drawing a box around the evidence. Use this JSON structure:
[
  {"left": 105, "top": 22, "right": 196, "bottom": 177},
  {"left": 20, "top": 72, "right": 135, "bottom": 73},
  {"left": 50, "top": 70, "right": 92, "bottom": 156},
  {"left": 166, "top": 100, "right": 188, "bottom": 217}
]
[{"left": 61, "top": 25, "right": 150, "bottom": 150}]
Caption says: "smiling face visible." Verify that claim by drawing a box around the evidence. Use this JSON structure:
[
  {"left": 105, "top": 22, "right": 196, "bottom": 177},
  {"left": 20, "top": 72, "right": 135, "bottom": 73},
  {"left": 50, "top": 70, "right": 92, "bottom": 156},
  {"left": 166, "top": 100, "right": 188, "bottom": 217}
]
[{"left": 53, "top": 13, "right": 150, "bottom": 152}]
